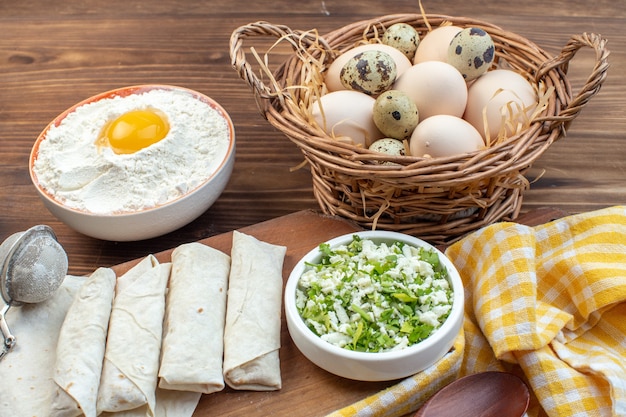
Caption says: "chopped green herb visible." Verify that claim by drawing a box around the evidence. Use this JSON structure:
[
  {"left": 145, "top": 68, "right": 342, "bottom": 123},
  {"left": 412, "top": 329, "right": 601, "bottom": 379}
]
[{"left": 296, "top": 235, "right": 454, "bottom": 353}]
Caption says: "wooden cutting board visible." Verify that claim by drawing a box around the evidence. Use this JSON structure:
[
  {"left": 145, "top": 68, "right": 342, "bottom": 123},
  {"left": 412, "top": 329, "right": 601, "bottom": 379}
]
[{"left": 111, "top": 207, "right": 567, "bottom": 417}]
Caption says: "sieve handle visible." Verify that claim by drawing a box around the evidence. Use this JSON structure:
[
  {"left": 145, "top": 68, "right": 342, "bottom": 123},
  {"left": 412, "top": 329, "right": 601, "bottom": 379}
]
[
  {"left": 229, "top": 21, "right": 331, "bottom": 110},
  {"left": 536, "top": 32, "right": 610, "bottom": 127},
  {"left": 0, "top": 304, "right": 16, "bottom": 361}
]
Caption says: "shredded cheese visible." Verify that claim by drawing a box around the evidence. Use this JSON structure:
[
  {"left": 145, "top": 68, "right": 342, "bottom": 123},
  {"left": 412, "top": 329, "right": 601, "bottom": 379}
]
[{"left": 296, "top": 235, "right": 453, "bottom": 352}]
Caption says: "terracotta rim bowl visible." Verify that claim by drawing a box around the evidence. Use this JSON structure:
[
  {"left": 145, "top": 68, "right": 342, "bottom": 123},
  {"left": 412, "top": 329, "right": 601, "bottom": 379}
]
[
  {"left": 284, "top": 230, "right": 465, "bottom": 381},
  {"left": 29, "top": 85, "right": 236, "bottom": 241}
]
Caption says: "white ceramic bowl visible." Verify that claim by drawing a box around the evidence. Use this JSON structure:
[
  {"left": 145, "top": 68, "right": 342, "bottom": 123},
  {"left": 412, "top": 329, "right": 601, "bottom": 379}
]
[
  {"left": 285, "top": 230, "right": 464, "bottom": 381},
  {"left": 29, "top": 85, "right": 235, "bottom": 241}
]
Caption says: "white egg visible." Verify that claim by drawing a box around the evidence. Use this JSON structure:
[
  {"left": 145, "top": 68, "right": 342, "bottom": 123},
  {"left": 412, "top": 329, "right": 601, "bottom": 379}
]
[
  {"left": 410, "top": 114, "right": 484, "bottom": 158},
  {"left": 325, "top": 44, "right": 412, "bottom": 92},
  {"left": 310, "top": 90, "right": 384, "bottom": 147},
  {"left": 463, "top": 69, "right": 538, "bottom": 142},
  {"left": 413, "top": 25, "right": 462, "bottom": 64},
  {"left": 394, "top": 61, "right": 468, "bottom": 120}
]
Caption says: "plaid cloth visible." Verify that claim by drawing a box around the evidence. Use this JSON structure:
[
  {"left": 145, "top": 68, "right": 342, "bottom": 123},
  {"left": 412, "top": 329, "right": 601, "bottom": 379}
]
[{"left": 327, "top": 206, "right": 626, "bottom": 417}]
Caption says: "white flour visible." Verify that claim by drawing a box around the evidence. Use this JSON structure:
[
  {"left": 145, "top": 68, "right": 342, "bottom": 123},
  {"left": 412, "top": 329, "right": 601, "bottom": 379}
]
[{"left": 33, "top": 89, "right": 231, "bottom": 214}]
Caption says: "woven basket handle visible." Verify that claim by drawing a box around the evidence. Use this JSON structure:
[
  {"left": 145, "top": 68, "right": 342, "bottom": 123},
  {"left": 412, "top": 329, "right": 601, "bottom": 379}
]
[
  {"left": 536, "top": 32, "right": 610, "bottom": 125},
  {"left": 231, "top": 24, "right": 610, "bottom": 127},
  {"left": 230, "top": 21, "right": 329, "bottom": 103}
]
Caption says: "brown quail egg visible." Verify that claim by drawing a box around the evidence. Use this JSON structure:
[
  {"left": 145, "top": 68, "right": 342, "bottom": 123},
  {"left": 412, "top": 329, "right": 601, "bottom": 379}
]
[
  {"left": 447, "top": 27, "right": 495, "bottom": 81},
  {"left": 369, "top": 138, "right": 406, "bottom": 165},
  {"left": 372, "top": 90, "right": 419, "bottom": 140},
  {"left": 340, "top": 50, "right": 397, "bottom": 96},
  {"left": 381, "top": 23, "right": 420, "bottom": 61}
]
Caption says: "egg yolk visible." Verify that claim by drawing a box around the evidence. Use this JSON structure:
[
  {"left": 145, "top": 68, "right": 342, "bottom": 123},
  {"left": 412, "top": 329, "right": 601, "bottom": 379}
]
[{"left": 97, "top": 109, "right": 169, "bottom": 154}]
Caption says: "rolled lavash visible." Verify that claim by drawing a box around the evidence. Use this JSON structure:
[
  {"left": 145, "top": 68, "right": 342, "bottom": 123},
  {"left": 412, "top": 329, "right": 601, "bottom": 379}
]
[
  {"left": 223, "top": 231, "right": 287, "bottom": 391},
  {"left": 50, "top": 267, "right": 116, "bottom": 417},
  {"left": 96, "top": 255, "right": 170, "bottom": 415},
  {"left": 158, "top": 242, "right": 230, "bottom": 393}
]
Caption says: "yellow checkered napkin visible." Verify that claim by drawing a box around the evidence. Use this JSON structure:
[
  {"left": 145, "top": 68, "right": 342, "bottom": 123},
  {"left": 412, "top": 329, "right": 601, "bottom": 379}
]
[{"left": 327, "top": 206, "right": 626, "bottom": 417}]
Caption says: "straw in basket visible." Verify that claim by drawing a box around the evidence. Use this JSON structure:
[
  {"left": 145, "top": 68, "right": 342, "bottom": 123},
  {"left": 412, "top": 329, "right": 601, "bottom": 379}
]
[{"left": 229, "top": 14, "right": 609, "bottom": 244}]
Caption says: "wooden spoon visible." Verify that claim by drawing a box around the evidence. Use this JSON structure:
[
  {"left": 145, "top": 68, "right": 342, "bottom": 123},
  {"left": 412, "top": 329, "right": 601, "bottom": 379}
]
[{"left": 413, "top": 371, "right": 530, "bottom": 417}]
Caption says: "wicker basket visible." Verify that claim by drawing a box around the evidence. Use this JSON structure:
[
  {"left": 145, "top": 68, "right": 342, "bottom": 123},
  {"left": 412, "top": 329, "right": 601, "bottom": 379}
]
[{"left": 229, "top": 14, "right": 609, "bottom": 244}]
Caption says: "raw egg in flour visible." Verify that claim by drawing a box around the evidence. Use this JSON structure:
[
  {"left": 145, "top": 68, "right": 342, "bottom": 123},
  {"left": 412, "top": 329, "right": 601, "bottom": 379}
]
[{"left": 97, "top": 108, "right": 170, "bottom": 154}]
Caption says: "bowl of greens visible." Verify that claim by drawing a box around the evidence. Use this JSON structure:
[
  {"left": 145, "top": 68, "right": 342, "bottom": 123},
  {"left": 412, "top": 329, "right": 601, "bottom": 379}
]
[{"left": 284, "top": 230, "right": 464, "bottom": 381}]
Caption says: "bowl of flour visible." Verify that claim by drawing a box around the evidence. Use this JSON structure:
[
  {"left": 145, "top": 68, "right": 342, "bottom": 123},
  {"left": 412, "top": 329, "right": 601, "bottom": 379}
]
[{"left": 29, "top": 85, "right": 235, "bottom": 241}]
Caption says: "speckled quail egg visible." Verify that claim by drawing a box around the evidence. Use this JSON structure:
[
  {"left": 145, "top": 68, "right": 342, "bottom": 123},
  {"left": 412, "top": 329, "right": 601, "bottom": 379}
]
[
  {"left": 326, "top": 44, "right": 412, "bottom": 92},
  {"left": 340, "top": 49, "right": 397, "bottom": 96},
  {"left": 382, "top": 23, "right": 420, "bottom": 61},
  {"left": 369, "top": 138, "right": 406, "bottom": 164},
  {"left": 447, "top": 27, "right": 495, "bottom": 81},
  {"left": 372, "top": 90, "right": 419, "bottom": 140}
]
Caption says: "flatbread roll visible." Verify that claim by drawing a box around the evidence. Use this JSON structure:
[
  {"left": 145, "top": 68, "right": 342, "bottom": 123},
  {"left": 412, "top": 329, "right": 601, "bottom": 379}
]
[
  {"left": 158, "top": 242, "right": 230, "bottom": 394},
  {"left": 223, "top": 231, "right": 286, "bottom": 391},
  {"left": 96, "top": 255, "right": 170, "bottom": 415},
  {"left": 50, "top": 267, "right": 116, "bottom": 417},
  {"left": 0, "top": 276, "right": 84, "bottom": 417},
  {"left": 0, "top": 271, "right": 207, "bottom": 417}
]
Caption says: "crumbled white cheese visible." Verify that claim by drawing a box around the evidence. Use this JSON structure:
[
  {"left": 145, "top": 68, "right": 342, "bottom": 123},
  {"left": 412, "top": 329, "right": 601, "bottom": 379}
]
[{"left": 297, "top": 236, "right": 454, "bottom": 352}]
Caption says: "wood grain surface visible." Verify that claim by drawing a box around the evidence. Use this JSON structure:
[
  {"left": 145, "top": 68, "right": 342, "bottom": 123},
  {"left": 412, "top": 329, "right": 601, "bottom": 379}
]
[
  {"left": 1, "top": 0, "right": 624, "bottom": 278},
  {"left": 2, "top": 2, "right": 622, "bottom": 414}
]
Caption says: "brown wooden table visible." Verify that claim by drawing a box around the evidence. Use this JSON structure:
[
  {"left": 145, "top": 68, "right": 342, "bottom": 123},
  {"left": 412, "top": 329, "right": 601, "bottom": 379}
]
[
  {"left": 1, "top": 0, "right": 624, "bottom": 276},
  {"left": 1, "top": 1, "right": 624, "bottom": 415}
]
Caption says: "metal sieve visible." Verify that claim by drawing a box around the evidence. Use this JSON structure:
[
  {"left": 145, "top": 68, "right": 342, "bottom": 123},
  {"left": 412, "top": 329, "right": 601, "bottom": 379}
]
[{"left": 0, "top": 225, "right": 68, "bottom": 360}]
